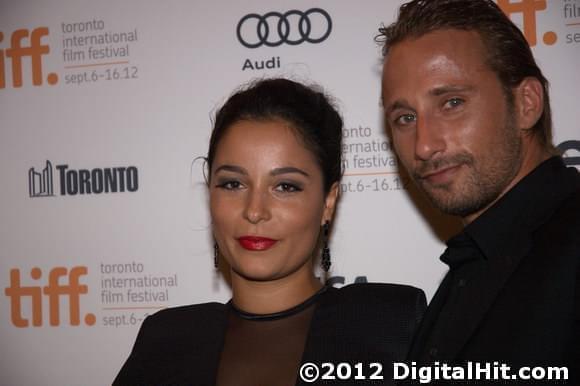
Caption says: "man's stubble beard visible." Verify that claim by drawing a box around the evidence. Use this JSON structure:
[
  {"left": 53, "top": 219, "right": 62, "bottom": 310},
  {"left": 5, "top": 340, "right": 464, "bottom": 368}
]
[{"left": 412, "top": 111, "right": 523, "bottom": 218}]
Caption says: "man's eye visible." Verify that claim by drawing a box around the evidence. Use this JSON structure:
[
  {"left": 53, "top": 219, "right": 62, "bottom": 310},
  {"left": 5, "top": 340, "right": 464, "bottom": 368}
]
[
  {"left": 274, "top": 183, "right": 302, "bottom": 193},
  {"left": 444, "top": 98, "right": 464, "bottom": 109},
  {"left": 394, "top": 113, "right": 416, "bottom": 126}
]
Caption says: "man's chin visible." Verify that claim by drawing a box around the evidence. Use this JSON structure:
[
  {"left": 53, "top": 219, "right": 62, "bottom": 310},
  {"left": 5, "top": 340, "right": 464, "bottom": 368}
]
[
  {"left": 427, "top": 191, "right": 496, "bottom": 218},
  {"left": 413, "top": 177, "right": 480, "bottom": 216},
  {"left": 421, "top": 187, "right": 473, "bottom": 217}
]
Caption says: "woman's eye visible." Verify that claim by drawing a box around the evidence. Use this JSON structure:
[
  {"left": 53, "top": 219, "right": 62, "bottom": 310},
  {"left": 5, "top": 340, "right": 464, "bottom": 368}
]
[
  {"left": 216, "top": 180, "right": 242, "bottom": 190},
  {"left": 274, "top": 183, "right": 302, "bottom": 193}
]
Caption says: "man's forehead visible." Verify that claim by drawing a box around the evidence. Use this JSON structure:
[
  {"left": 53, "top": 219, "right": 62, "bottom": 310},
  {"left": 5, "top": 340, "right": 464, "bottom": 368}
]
[
  {"left": 385, "top": 29, "right": 488, "bottom": 63},
  {"left": 381, "top": 31, "right": 490, "bottom": 94}
]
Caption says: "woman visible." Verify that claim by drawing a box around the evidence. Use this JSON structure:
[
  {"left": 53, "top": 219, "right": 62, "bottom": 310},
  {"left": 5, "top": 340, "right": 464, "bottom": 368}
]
[{"left": 114, "top": 78, "right": 426, "bottom": 385}]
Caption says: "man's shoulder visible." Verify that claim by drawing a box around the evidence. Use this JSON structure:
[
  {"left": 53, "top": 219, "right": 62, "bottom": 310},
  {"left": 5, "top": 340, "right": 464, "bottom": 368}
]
[
  {"left": 552, "top": 186, "right": 580, "bottom": 221},
  {"left": 537, "top": 187, "right": 580, "bottom": 240},
  {"left": 527, "top": 187, "right": 580, "bottom": 274}
]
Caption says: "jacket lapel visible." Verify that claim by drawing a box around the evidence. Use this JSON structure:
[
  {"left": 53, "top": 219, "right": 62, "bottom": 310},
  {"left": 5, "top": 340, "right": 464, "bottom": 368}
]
[{"left": 407, "top": 271, "right": 452, "bottom": 359}]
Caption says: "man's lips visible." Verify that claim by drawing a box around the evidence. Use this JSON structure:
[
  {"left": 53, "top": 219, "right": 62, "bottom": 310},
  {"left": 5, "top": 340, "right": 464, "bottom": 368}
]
[
  {"left": 418, "top": 164, "right": 462, "bottom": 185},
  {"left": 237, "top": 236, "right": 278, "bottom": 251}
]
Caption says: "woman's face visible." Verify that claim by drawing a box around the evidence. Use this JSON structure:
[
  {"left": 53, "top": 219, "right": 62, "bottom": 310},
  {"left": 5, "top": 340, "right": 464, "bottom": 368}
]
[{"left": 209, "top": 119, "right": 337, "bottom": 283}]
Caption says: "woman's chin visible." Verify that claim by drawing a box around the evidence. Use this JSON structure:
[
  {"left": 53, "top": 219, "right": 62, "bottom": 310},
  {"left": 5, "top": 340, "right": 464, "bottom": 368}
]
[{"left": 230, "top": 263, "right": 284, "bottom": 283}]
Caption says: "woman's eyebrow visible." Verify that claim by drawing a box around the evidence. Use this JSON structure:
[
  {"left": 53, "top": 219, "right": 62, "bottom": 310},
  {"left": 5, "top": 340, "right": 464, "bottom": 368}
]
[
  {"left": 270, "top": 167, "right": 310, "bottom": 178},
  {"left": 214, "top": 164, "right": 247, "bottom": 175}
]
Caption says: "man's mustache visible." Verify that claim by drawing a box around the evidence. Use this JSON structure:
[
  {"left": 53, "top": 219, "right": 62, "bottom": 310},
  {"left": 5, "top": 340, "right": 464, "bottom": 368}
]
[{"left": 413, "top": 153, "right": 474, "bottom": 180}]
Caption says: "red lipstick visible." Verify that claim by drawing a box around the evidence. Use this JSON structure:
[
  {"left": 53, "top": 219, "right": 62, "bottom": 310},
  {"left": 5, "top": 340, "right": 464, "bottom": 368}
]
[{"left": 237, "top": 236, "right": 277, "bottom": 251}]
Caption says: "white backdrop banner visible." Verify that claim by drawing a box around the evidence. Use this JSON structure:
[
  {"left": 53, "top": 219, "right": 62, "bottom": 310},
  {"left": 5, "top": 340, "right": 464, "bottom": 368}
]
[{"left": 1, "top": 0, "right": 579, "bottom": 385}]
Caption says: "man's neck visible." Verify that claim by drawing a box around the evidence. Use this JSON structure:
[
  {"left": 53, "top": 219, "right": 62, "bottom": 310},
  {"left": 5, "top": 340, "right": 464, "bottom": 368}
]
[{"left": 462, "top": 140, "right": 552, "bottom": 225}]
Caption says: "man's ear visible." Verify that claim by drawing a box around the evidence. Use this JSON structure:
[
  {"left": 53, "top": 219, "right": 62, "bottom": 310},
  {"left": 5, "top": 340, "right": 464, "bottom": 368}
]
[
  {"left": 322, "top": 182, "right": 339, "bottom": 225},
  {"left": 513, "top": 77, "right": 544, "bottom": 131}
]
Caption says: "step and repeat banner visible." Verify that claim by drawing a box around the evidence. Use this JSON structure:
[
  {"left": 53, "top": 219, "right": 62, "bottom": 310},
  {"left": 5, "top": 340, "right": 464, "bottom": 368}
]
[{"left": 1, "top": 0, "right": 579, "bottom": 385}]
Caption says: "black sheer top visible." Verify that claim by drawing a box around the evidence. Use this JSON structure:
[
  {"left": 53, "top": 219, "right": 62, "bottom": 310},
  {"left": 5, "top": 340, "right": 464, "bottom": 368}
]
[
  {"left": 216, "top": 287, "right": 325, "bottom": 386},
  {"left": 112, "top": 283, "right": 426, "bottom": 386}
]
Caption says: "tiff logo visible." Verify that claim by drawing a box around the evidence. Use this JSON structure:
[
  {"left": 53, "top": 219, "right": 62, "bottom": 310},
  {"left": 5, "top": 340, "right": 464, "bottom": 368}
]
[
  {"left": 497, "top": 0, "right": 557, "bottom": 46},
  {"left": 0, "top": 27, "right": 58, "bottom": 89},
  {"left": 29, "top": 160, "right": 54, "bottom": 197},
  {"left": 4, "top": 266, "right": 96, "bottom": 327}
]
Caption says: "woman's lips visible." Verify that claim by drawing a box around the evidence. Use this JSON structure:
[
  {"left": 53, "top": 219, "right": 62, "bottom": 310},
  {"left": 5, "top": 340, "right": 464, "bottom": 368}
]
[{"left": 237, "top": 236, "right": 278, "bottom": 251}]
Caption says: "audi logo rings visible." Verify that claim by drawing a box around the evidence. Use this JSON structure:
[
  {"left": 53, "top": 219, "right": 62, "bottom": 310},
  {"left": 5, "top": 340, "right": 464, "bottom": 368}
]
[{"left": 237, "top": 8, "right": 332, "bottom": 48}]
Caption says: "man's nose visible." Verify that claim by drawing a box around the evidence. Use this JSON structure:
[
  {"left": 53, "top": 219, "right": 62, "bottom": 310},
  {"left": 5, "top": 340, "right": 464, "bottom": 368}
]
[{"left": 414, "top": 114, "right": 445, "bottom": 161}]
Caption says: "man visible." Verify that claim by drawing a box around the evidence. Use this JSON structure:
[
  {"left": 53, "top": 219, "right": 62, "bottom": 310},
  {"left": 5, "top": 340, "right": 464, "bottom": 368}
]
[{"left": 379, "top": 0, "right": 579, "bottom": 381}]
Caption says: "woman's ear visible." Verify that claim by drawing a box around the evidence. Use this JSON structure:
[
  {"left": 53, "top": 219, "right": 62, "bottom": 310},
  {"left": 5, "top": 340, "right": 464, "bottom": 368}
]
[{"left": 322, "top": 182, "right": 339, "bottom": 225}]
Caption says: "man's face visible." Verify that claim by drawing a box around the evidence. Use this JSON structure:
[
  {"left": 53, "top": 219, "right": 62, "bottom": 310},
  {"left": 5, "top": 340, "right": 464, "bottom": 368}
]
[{"left": 382, "top": 29, "right": 524, "bottom": 221}]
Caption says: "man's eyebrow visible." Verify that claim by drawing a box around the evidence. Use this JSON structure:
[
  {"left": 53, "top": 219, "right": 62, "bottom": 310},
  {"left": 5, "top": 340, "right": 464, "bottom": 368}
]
[
  {"left": 270, "top": 167, "right": 310, "bottom": 178},
  {"left": 384, "top": 99, "right": 413, "bottom": 115},
  {"left": 384, "top": 85, "right": 476, "bottom": 113},
  {"left": 429, "top": 85, "right": 475, "bottom": 96},
  {"left": 213, "top": 165, "right": 247, "bottom": 175}
]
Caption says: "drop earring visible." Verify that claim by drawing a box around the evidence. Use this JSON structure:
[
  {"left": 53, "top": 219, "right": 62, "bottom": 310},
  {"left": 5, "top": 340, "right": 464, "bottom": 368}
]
[
  {"left": 214, "top": 242, "right": 219, "bottom": 269},
  {"left": 321, "top": 221, "right": 331, "bottom": 272}
]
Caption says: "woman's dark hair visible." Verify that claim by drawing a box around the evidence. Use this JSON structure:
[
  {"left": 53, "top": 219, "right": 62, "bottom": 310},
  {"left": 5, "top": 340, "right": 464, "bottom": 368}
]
[
  {"left": 207, "top": 78, "right": 343, "bottom": 193},
  {"left": 376, "top": 0, "right": 554, "bottom": 150}
]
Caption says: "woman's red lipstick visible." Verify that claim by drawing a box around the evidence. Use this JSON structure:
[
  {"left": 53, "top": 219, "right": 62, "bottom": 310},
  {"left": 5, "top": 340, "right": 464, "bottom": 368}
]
[{"left": 237, "top": 236, "right": 277, "bottom": 251}]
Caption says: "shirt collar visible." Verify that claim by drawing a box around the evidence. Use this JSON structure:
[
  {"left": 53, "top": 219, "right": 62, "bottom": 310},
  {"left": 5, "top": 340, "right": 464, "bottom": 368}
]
[
  {"left": 463, "top": 156, "right": 580, "bottom": 261},
  {"left": 440, "top": 231, "right": 482, "bottom": 268}
]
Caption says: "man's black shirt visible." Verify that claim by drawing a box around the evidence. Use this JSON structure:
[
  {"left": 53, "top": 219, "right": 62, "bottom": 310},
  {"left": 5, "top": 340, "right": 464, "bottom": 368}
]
[{"left": 409, "top": 156, "right": 580, "bottom": 382}]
